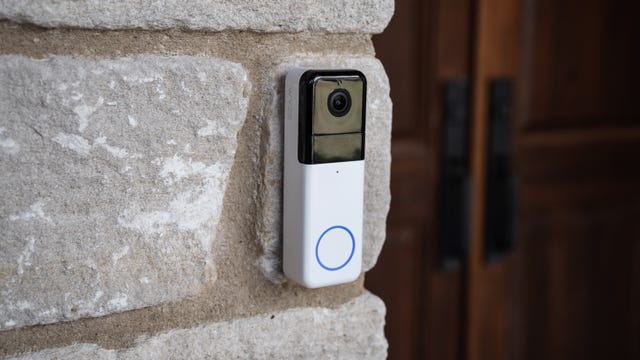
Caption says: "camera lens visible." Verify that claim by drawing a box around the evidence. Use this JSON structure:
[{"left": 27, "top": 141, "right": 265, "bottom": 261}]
[{"left": 327, "top": 89, "right": 352, "bottom": 117}]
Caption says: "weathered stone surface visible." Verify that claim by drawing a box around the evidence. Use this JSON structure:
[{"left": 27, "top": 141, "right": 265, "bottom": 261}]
[
  {"left": 0, "top": 55, "right": 250, "bottom": 329},
  {"left": 6, "top": 292, "right": 387, "bottom": 360},
  {"left": 257, "top": 56, "right": 392, "bottom": 283},
  {"left": 0, "top": 0, "right": 394, "bottom": 34}
]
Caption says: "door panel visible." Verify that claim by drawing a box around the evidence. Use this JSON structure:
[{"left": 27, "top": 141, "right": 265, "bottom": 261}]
[
  {"left": 465, "top": 0, "right": 523, "bottom": 359},
  {"left": 425, "top": 2, "right": 473, "bottom": 359},
  {"left": 469, "top": 0, "right": 640, "bottom": 359},
  {"left": 513, "top": 0, "right": 640, "bottom": 357}
]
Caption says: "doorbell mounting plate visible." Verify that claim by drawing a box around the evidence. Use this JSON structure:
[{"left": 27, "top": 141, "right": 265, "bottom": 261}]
[{"left": 283, "top": 68, "right": 366, "bottom": 288}]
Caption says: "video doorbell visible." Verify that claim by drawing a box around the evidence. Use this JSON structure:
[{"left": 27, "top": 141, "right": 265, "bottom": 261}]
[{"left": 283, "top": 69, "right": 366, "bottom": 288}]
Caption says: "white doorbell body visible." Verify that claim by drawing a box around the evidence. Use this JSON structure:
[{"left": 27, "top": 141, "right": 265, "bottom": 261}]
[{"left": 283, "top": 68, "right": 366, "bottom": 288}]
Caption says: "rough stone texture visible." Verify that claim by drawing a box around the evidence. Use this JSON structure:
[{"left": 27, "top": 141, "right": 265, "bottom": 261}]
[
  {"left": 257, "top": 56, "right": 392, "bottom": 283},
  {"left": 0, "top": 0, "right": 394, "bottom": 34},
  {"left": 0, "top": 55, "right": 250, "bottom": 330},
  {"left": 0, "top": 29, "right": 386, "bottom": 357},
  {"left": 6, "top": 292, "right": 387, "bottom": 360}
]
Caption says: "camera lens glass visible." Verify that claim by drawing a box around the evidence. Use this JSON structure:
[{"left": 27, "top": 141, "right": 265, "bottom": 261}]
[{"left": 327, "top": 89, "right": 352, "bottom": 117}]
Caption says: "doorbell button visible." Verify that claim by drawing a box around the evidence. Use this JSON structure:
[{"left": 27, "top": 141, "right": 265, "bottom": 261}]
[{"left": 315, "top": 225, "right": 355, "bottom": 271}]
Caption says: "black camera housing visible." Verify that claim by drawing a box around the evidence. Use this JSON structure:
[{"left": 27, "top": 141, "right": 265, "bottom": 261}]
[{"left": 297, "top": 70, "right": 367, "bottom": 164}]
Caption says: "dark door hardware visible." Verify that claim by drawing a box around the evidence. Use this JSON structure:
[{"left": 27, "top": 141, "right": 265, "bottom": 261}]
[
  {"left": 439, "top": 79, "right": 471, "bottom": 269},
  {"left": 484, "top": 79, "right": 517, "bottom": 261}
]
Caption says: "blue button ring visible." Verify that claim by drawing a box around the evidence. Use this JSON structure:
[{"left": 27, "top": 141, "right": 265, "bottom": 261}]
[{"left": 315, "top": 225, "right": 355, "bottom": 271}]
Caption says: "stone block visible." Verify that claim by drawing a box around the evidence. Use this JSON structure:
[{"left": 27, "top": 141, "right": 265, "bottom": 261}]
[
  {"left": 257, "top": 56, "right": 392, "bottom": 283},
  {"left": 0, "top": 55, "right": 250, "bottom": 329},
  {"left": 6, "top": 292, "right": 387, "bottom": 360},
  {"left": 0, "top": 0, "right": 394, "bottom": 34}
]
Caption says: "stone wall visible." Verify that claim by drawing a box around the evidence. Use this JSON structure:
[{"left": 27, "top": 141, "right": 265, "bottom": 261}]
[{"left": 0, "top": 1, "right": 393, "bottom": 358}]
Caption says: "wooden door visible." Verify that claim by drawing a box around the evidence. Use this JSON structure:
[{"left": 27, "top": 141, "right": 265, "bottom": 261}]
[
  {"left": 367, "top": 0, "right": 640, "bottom": 359},
  {"left": 467, "top": 0, "right": 640, "bottom": 359}
]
